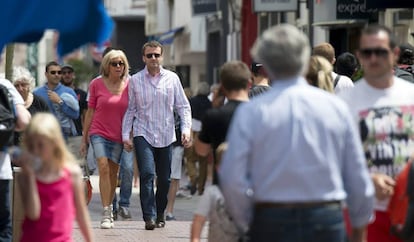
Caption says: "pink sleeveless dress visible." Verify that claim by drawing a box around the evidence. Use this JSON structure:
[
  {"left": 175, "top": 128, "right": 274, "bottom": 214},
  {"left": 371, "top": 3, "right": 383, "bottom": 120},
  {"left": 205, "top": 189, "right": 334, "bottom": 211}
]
[{"left": 20, "top": 168, "right": 75, "bottom": 242}]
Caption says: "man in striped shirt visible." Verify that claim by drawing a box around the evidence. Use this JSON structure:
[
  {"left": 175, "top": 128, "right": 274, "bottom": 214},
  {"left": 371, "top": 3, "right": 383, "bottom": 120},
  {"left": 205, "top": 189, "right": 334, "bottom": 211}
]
[{"left": 122, "top": 40, "right": 192, "bottom": 230}]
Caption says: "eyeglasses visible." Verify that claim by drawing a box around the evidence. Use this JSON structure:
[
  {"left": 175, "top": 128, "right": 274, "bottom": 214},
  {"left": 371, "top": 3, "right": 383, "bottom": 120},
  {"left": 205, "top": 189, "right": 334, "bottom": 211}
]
[
  {"left": 145, "top": 53, "right": 161, "bottom": 58},
  {"left": 110, "top": 61, "right": 125, "bottom": 67},
  {"left": 359, "top": 48, "right": 390, "bottom": 58},
  {"left": 49, "top": 71, "right": 62, "bottom": 75},
  {"left": 62, "top": 70, "right": 73, "bottom": 75}
]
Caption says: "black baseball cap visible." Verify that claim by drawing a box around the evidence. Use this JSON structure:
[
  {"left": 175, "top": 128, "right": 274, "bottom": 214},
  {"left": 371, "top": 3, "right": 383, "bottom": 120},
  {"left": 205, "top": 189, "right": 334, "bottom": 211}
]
[{"left": 251, "top": 62, "right": 263, "bottom": 74}]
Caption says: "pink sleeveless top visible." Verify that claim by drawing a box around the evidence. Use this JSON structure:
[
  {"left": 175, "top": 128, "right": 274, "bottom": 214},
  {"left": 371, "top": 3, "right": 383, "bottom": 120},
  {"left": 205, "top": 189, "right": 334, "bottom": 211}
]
[{"left": 20, "top": 168, "right": 75, "bottom": 242}]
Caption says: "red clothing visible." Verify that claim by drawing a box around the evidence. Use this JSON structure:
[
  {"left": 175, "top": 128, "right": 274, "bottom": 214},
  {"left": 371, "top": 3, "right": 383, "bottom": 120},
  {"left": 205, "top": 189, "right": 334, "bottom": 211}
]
[
  {"left": 20, "top": 169, "right": 75, "bottom": 242},
  {"left": 88, "top": 77, "right": 129, "bottom": 144}
]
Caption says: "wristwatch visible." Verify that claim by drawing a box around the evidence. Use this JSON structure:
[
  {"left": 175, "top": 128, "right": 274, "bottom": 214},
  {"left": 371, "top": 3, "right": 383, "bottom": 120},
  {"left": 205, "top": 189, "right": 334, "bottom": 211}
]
[{"left": 58, "top": 100, "right": 64, "bottom": 105}]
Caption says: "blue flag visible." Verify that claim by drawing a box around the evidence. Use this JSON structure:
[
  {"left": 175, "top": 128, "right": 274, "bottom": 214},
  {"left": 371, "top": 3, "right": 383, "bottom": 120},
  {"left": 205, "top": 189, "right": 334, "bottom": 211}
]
[{"left": 0, "top": 0, "right": 113, "bottom": 56}]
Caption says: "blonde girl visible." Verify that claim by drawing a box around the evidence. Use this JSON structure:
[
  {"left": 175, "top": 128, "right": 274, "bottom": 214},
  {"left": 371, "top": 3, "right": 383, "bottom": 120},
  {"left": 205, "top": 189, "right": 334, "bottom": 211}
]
[{"left": 14, "top": 113, "right": 93, "bottom": 242}]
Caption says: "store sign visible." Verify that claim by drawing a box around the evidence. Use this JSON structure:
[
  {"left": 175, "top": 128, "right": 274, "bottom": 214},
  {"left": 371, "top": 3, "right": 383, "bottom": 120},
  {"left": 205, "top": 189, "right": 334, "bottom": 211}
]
[
  {"left": 337, "top": 0, "right": 377, "bottom": 19},
  {"left": 253, "top": 0, "right": 298, "bottom": 12},
  {"left": 192, "top": 0, "right": 218, "bottom": 16},
  {"left": 366, "top": 0, "right": 414, "bottom": 9}
]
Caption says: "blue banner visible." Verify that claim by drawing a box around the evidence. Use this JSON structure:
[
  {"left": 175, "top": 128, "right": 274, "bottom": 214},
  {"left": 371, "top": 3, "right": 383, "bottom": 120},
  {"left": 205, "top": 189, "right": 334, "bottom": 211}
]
[{"left": 0, "top": 0, "right": 113, "bottom": 56}]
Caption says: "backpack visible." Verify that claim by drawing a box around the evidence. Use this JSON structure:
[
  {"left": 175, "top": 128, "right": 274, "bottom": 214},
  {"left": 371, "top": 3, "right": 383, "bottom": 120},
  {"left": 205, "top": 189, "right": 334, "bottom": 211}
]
[
  {"left": 0, "top": 84, "right": 16, "bottom": 150},
  {"left": 387, "top": 160, "right": 414, "bottom": 241},
  {"left": 333, "top": 75, "right": 341, "bottom": 88}
]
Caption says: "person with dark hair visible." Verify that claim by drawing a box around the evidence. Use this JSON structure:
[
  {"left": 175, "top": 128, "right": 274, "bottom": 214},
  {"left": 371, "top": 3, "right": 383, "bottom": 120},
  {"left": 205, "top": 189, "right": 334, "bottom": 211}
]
[
  {"left": 185, "top": 82, "right": 212, "bottom": 196},
  {"left": 33, "top": 61, "right": 79, "bottom": 139},
  {"left": 395, "top": 44, "right": 414, "bottom": 82},
  {"left": 122, "top": 40, "right": 192, "bottom": 230},
  {"left": 335, "top": 52, "right": 359, "bottom": 79},
  {"left": 340, "top": 24, "right": 414, "bottom": 242},
  {"left": 195, "top": 60, "right": 250, "bottom": 185},
  {"left": 249, "top": 62, "right": 270, "bottom": 97}
]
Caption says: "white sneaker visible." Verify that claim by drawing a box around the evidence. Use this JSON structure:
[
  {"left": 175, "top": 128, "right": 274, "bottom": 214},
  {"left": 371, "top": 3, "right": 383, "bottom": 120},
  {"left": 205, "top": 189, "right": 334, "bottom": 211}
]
[{"left": 100, "top": 207, "right": 114, "bottom": 229}]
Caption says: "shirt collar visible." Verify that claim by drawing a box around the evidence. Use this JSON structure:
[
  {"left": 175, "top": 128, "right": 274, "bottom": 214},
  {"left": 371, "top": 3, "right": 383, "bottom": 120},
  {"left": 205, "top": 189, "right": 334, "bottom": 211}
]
[
  {"left": 44, "top": 82, "right": 62, "bottom": 91},
  {"left": 270, "top": 76, "right": 307, "bottom": 88},
  {"left": 144, "top": 66, "right": 166, "bottom": 77}
]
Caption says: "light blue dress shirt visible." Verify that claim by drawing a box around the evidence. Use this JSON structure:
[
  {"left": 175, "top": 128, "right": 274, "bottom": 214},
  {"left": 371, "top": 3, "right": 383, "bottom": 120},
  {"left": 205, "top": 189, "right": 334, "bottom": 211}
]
[{"left": 219, "top": 77, "right": 374, "bottom": 232}]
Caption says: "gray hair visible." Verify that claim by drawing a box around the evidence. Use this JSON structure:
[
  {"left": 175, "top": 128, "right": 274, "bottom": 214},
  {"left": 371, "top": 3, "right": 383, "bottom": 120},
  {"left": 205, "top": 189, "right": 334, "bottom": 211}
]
[
  {"left": 250, "top": 24, "right": 310, "bottom": 80},
  {"left": 197, "top": 81, "right": 210, "bottom": 96},
  {"left": 12, "top": 66, "right": 35, "bottom": 90}
]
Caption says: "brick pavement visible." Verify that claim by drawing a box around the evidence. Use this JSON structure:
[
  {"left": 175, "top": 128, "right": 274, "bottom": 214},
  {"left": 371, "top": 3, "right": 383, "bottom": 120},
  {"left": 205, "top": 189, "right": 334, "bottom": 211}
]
[{"left": 73, "top": 175, "right": 208, "bottom": 241}]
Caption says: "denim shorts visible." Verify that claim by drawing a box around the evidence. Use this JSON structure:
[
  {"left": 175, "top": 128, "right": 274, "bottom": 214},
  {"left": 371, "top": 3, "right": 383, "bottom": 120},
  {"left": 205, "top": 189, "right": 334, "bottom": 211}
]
[{"left": 90, "top": 134, "right": 123, "bottom": 164}]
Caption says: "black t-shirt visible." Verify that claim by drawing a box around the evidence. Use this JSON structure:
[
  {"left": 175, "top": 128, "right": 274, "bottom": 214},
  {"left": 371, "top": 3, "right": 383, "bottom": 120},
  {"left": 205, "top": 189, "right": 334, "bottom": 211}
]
[
  {"left": 198, "top": 100, "right": 244, "bottom": 150},
  {"left": 198, "top": 100, "right": 245, "bottom": 184},
  {"left": 14, "top": 94, "right": 50, "bottom": 145},
  {"left": 74, "top": 88, "right": 87, "bottom": 136}
]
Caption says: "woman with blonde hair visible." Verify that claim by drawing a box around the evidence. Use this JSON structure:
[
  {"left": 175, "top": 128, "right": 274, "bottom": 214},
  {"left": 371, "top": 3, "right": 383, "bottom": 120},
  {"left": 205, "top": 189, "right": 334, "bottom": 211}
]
[
  {"left": 305, "top": 55, "right": 334, "bottom": 93},
  {"left": 14, "top": 113, "right": 93, "bottom": 242},
  {"left": 80, "top": 49, "right": 130, "bottom": 229}
]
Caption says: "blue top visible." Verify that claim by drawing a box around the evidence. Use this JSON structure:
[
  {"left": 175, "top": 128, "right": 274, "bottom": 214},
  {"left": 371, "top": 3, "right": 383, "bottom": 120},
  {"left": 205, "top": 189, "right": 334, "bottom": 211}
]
[
  {"left": 218, "top": 77, "right": 374, "bottom": 232},
  {"left": 34, "top": 83, "right": 79, "bottom": 135}
]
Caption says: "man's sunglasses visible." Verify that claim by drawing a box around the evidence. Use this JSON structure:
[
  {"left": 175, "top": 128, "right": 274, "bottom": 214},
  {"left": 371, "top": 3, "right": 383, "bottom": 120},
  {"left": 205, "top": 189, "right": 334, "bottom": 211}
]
[
  {"left": 359, "top": 48, "right": 390, "bottom": 58},
  {"left": 62, "top": 71, "right": 73, "bottom": 75},
  {"left": 110, "top": 61, "right": 125, "bottom": 67},
  {"left": 145, "top": 53, "right": 161, "bottom": 58},
  {"left": 49, "top": 71, "right": 62, "bottom": 75}
]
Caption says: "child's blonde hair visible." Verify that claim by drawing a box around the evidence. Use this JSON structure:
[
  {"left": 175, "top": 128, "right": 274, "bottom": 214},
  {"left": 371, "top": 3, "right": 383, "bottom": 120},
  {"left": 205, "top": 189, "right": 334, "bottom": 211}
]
[{"left": 22, "top": 113, "right": 77, "bottom": 168}]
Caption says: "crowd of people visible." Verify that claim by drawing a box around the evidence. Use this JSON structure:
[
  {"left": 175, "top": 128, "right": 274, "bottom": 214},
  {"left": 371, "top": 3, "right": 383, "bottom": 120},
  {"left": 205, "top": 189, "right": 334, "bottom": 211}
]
[{"left": 0, "top": 23, "right": 413, "bottom": 242}]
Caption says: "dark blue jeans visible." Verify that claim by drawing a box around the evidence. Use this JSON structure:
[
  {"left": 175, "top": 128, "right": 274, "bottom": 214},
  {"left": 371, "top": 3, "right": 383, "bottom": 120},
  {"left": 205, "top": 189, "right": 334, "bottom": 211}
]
[
  {"left": 112, "top": 150, "right": 134, "bottom": 209},
  {"left": 250, "top": 203, "right": 345, "bottom": 242},
  {"left": 133, "top": 136, "right": 171, "bottom": 221},
  {"left": 0, "top": 180, "right": 12, "bottom": 242}
]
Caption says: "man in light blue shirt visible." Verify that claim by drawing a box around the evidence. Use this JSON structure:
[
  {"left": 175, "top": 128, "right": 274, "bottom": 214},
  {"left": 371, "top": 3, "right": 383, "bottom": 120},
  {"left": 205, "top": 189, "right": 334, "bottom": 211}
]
[{"left": 218, "top": 24, "right": 375, "bottom": 242}]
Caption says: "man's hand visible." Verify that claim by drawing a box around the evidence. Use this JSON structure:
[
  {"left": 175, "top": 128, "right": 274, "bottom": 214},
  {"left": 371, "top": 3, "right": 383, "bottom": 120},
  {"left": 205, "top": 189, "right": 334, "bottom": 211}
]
[
  {"left": 123, "top": 140, "right": 133, "bottom": 152},
  {"left": 371, "top": 173, "right": 395, "bottom": 200},
  {"left": 182, "top": 133, "right": 191, "bottom": 148},
  {"left": 47, "top": 90, "right": 62, "bottom": 104}
]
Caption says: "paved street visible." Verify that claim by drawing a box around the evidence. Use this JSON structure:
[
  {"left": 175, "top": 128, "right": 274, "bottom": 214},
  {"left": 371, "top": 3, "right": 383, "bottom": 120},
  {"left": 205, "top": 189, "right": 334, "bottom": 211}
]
[{"left": 73, "top": 175, "right": 208, "bottom": 241}]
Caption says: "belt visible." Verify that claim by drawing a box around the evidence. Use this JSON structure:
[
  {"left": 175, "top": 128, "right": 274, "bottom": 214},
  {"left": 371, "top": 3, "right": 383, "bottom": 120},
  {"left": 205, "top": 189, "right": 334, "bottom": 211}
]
[{"left": 255, "top": 201, "right": 340, "bottom": 209}]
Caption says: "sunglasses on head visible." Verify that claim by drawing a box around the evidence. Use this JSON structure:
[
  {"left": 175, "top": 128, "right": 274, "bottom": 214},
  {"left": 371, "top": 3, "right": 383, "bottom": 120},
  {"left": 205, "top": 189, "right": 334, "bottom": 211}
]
[
  {"left": 49, "top": 71, "right": 62, "bottom": 75},
  {"left": 359, "top": 48, "right": 390, "bottom": 58},
  {"left": 110, "top": 61, "right": 125, "bottom": 67},
  {"left": 145, "top": 53, "right": 161, "bottom": 58}
]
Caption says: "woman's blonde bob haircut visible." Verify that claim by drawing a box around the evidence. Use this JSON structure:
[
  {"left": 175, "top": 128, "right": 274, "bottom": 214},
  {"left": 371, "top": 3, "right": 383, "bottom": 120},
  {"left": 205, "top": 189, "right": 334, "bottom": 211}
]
[{"left": 100, "top": 49, "right": 130, "bottom": 79}]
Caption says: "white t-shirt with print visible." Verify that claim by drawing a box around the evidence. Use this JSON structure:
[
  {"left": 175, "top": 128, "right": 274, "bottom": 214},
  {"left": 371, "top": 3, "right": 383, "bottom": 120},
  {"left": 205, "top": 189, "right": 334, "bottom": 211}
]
[
  {"left": 339, "top": 77, "right": 414, "bottom": 211},
  {"left": 0, "top": 79, "right": 24, "bottom": 180}
]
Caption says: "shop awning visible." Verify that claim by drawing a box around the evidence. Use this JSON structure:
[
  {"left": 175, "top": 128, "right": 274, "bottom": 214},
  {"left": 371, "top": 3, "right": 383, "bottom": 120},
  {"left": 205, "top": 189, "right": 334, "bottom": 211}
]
[
  {"left": 312, "top": 20, "right": 366, "bottom": 27},
  {"left": 154, "top": 26, "right": 185, "bottom": 45}
]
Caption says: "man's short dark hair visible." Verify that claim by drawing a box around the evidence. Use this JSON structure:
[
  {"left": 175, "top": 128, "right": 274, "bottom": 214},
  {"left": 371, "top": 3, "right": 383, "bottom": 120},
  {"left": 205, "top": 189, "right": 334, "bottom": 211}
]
[
  {"left": 45, "top": 61, "right": 60, "bottom": 72},
  {"left": 335, "top": 52, "right": 358, "bottom": 78},
  {"left": 142, "top": 41, "right": 163, "bottom": 56},
  {"left": 220, "top": 61, "right": 251, "bottom": 91},
  {"left": 360, "top": 25, "right": 397, "bottom": 49}
]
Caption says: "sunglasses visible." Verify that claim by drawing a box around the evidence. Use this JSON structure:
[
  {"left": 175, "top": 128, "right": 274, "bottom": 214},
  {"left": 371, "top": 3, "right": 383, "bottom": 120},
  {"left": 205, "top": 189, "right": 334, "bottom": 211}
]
[
  {"left": 49, "top": 71, "right": 62, "bottom": 75},
  {"left": 62, "top": 70, "right": 73, "bottom": 75},
  {"left": 110, "top": 61, "right": 125, "bottom": 67},
  {"left": 145, "top": 53, "right": 161, "bottom": 58},
  {"left": 359, "top": 48, "right": 390, "bottom": 58}
]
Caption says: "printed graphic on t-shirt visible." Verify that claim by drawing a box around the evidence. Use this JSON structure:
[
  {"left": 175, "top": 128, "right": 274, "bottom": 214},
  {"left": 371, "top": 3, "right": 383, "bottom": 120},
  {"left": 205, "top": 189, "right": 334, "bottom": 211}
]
[{"left": 358, "top": 105, "right": 414, "bottom": 177}]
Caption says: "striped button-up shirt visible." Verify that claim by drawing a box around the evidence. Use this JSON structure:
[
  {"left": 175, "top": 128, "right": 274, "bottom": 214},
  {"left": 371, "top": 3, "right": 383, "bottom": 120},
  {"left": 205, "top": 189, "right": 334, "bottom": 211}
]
[{"left": 122, "top": 66, "right": 191, "bottom": 148}]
